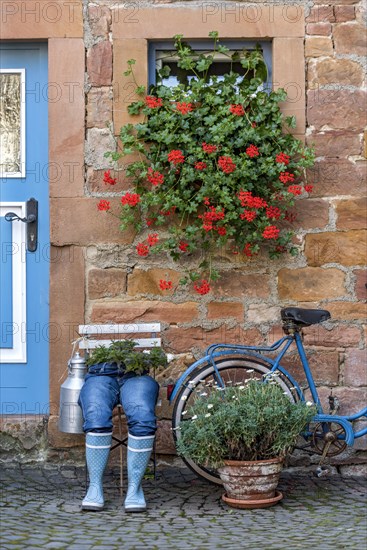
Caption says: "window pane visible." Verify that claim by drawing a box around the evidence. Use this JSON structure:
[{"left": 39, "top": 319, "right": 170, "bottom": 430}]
[{"left": 0, "top": 73, "right": 21, "bottom": 174}]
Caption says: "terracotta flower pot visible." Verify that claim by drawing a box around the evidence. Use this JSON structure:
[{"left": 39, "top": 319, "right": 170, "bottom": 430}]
[{"left": 217, "top": 457, "right": 284, "bottom": 509}]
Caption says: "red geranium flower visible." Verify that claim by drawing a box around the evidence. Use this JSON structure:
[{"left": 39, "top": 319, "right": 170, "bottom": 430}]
[
  {"left": 262, "top": 225, "right": 280, "bottom": 239},
  {"left": 159, "top": 279, "right": 173, "bottom": 290},
  {"left": 246, "top": 145, "right": 260, "bottom": 158},
  {"left": 179, "top": 241, "right": 189, "bottom": 252},
  {"left": 229, "top": 104, "right": 245, "bottom": 116},
  {"left": 218, "top": 156, "right": 236, "bottom": 174},
  {"left": 176, "top": 102, "right": 194, "bottom": 114},
  {"left": 136, "top": 243, "right": 149, "bottom": 256},
  {"left": 145, "top": 96, "right": 163, "bottom": 109},
  {"left": 97, "top": 199, "right": 111, "bottom": 211},
  {"left": 147, "top": 168, "right": 164, "bottom": 186},
  {"left": 103, "top": 170, "right": 117, "bottom": 185},
  {"left": 304, "top": 185, "right": 313, "bottom": 193},
  {"left": 195, "top": 161, "right": 207, "bottom": 171},
  {"left": 147, "top": 233, "right": 159, "bottom": 246},
  {"left": 238, "top": 191, "right": 267, "bottom": 209},
  {"left": 240, "top": 210, "right": 257, "bottom": 222},
  {"left": 266, "top": 207, "right": 282, "bottom": 220},
  {"left": 194, "top": 279, "right": 211, "bottom": 295},
  {"left": 202, "top": 142, "right": 217, "bottom": 154},
  {"left": 279, "top": 172, "right": 295, "bottom": 184},
  {"left": 287, "top": 185, "right": 303, "bottom": 196},
  {"left": 121, "top": 192, "right": 141, "bottom": 207},
  {"left": 275, "top": 152, "right": 290, "bottom": 165},
  {"left": 168, "top": 150, "right": 185, "bottom": 165}
]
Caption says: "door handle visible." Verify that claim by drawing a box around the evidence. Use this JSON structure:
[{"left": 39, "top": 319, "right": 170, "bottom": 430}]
[{"left": 5, "top": 198, "right": 38, "bottom": 252}]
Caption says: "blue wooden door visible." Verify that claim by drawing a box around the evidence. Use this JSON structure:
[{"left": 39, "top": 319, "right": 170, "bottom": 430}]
[{"left": 0, "top": 43, "right": 49, "bottom": 415}]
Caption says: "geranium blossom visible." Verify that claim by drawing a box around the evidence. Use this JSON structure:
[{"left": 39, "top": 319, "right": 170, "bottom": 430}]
[
  {"left": 103, "top": 170, "right": 117, "bottom": 185},
  {"left": 202, "top": 142, "right": 217, "bottom": 154},
  {"left": 176, "top": 102, "right": 194, "bottom": 114},
  {"left": 97, "top": 199, "right": 111, "bottom": 211},
  {"left": 229, "top": 104, "right": 245, "bottom": 116},
  {"left": 147, "top": 168, "right": 164, "bottom": 186},
  {"left": 159, "top": 279, "right": 173, "bottom": 290},
  {"left": 246, "top": 145, "right": 259, "bottom": 158},
  {"left": 262, "top": 225, "right": 280, "bottom": 239},
  {"left": 194, "top": 279, "right": 211, "bottom": 295},
  {"left": 218, "top": 156, "right": 236, "bottom": 174},
  {"left": 168, "top": 150, "right": 185, "bottom": 165},
  {"left": 145, "top": 96, "right": 163, "bottom": 109},
  {"left": 121, "top": 192, "right": 141, "bottom": 207}
]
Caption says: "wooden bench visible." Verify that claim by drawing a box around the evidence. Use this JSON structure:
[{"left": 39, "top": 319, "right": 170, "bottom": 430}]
[{"left": 78, "top": 322, "right": 164, "bottom": 495}]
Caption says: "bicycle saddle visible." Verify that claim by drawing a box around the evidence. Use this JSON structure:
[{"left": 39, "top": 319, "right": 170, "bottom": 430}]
[{"left": 281, "top": 307, "right": 330, "bottom": 326}]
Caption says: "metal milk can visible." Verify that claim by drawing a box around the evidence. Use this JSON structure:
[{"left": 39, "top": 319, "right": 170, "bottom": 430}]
[{"left": 58, "top": 351, "right": 87, "bottom": 434}]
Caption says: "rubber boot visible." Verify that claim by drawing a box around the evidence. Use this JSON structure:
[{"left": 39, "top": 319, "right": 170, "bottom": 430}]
[
  {"left": 124, "top": 433, "right": 155, "bottom": 512},
  {"left": 82, "top": 432, "right": 112, "bottom": 511}
]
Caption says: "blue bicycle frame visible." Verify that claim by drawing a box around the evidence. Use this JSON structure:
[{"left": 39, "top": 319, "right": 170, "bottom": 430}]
[{"left": 169, "top": 331, "right": 367, "bottom": 447}]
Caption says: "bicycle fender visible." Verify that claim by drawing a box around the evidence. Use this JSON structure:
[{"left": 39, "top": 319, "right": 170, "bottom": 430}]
[
  {"left": 313, "top": 414, "right": 355, "bottom": 446},
  {"left": 168, "top": 349, "right": 296, "bottom": 403}
]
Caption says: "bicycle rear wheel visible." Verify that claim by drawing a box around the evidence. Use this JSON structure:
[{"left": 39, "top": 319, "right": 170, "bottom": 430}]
[{"left": 172, "top": 354, "right": 296, "bottom": 485}]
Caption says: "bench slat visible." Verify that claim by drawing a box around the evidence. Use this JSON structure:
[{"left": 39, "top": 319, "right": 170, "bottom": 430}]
[
  {"left": 79, "top": 338, "right": 162, "bottom": 350},
  {"left": 79, "top": 323, "right": 160, "bottom": 335}
]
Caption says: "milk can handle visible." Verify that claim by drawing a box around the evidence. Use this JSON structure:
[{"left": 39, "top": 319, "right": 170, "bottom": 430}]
[{"left": 68, "top": 336, "right": 88, "bottom": 371}]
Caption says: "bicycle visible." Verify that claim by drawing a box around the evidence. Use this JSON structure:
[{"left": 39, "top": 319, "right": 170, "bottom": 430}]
[{"left": 169, "top": 307, "right": 367, "bottom": 484}]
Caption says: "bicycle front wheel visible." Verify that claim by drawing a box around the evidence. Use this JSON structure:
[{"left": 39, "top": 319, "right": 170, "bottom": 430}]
[{"left": 172, "top": 354, "right": 296, "bottom": 485}]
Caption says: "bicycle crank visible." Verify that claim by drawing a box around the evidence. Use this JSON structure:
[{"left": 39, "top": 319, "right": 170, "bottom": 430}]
[{"left": 312, "top": 421, "right": 348, "bottom": 457}]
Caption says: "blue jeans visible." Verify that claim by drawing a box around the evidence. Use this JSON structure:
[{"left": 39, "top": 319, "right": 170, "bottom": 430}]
[{"left": 78, "top": 366, "right": 159, "bottom": 437}]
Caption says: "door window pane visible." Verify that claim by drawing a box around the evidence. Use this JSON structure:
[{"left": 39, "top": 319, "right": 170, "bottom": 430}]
[{"left": 0, "top": 70, "right": 25, "bottom": 177}]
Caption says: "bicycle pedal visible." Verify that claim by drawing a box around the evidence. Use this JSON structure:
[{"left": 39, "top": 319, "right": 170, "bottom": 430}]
[{"left": 315, "top": 466, "right": 330, "bottom": 478}]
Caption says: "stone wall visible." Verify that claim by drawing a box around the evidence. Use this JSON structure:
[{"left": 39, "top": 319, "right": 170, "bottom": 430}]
[
  {"left": 1, "top": 1, "right": 365, "bottom": 472},
  {"left": 75, "top": 0, "right": 367, "bottom": 471}
]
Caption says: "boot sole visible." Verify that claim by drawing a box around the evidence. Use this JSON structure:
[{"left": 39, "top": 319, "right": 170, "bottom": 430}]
[
  {"left": 124, "top": 506, "right": 147, "bottom": 512},
  {"left": 81, "top": 503, "right": 104, "bottom": 512}
]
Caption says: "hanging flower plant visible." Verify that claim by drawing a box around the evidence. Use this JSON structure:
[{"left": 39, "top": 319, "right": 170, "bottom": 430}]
[{"left": 100, "top": 32, "right": 315, "bottom": 295}]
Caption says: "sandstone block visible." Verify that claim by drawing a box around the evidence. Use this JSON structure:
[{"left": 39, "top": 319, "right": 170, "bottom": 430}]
[
  {"left": 333, "top": 23, "right": 366, "bottom": 55},
  {"left": 247, "top": 304, "right": 280, "bottom": 324},
  {"left": 307, "top": 90, "right": 367, "bottom": 132},
  {"left": 305, "top": 231, "right": 367, "bottom": 267},
  {"left": 344, "top": 349, "right": 367, "bottom": 387},
  {"left": 87, "top": 41, "right": 113, "bottom": 86},
  {"left": 306, "top": 23, "right": 332, "bottom": 35},
  {"left": 315, "top": 386, "right": 366, "bottom": 417},
  {"left": 212, "top": 271, "right": 270, "bottom": 298},
  {"left": 334, "top": 5, "right": 356, "bottom": 22},
  {"left": 127, "top": 269, "right": 183, "bottom": 296},
  {"left": 307, "top": 159, "right": 366, "bottom": 197},
  {"left": 47, "top": 416, "right": 84, "bottom": 449},
  {"left": 336, "top": 198, "right": 367, "bottom": 230},
  {"left": 353, "top": 270, "right": 367, "bottom": 301},
  {"left": 306, "top": 131, "right": 362, "bottom": 157},
  {"left": 282, "top": 349, "right": 339, "bottom": 385},
  {"left": 85, "top": 128, "right": 116, "bottom": 170},
  {"left": 308, "top": 58, "right": 363, "bottom": 87},
  {"left": 91, "top": 301, "right": 199, "bottom": 324},
  {"left": 50, "top": 198, "right": 132, "bottom": 246},
  {"left": 278, "top": 267, "right": 346, "bottom": 301},
  {"left": 88, "top": 268, "right": 127, "bottom": 299},
  {"left": 88, "top": 5, "right": 111, "bottom": 38},
  {"left": 86, "top": 167, "right": 130, "bottom": 193},
  {"left": 303, "top": 325, "right": 361, "bottom": 348},
  {"left": 164, "top": 326, "right": 263, "bottom": 354},
  {"left": 156, "top": 420, "right": 176, "bottom": 455},
  {"left": 87, "top": 88, "right": 113, "bottom": 129},
  {"left": 327, "top": 302, "right": 367, "bottom": 321},
  {"left": 305, "top": 37, "right": 333, "bottom": 57},
  {"left": 305, "top": 6, "right": 335, "bottom": 23},
  {"left": 282, "top": 199, "right": 329, "bottom": 230},
  {"left": 207, "top": 302, "right": 244, "bottom": 321}
]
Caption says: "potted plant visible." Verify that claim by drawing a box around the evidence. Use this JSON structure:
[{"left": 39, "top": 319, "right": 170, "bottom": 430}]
[
  {"left": 85, "top": 340, "right": 168, "bottom": 376},
  {"left": 99, "top": 32, "right": 315, "bottom": 295},
  {"left": 175, "top": 379, "right": 317, "bottom": 508}
]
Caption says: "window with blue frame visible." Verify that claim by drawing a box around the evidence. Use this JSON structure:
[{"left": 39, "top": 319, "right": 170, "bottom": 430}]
[{"left": 148, "top": 40, "right": 272, "bottom": 90}]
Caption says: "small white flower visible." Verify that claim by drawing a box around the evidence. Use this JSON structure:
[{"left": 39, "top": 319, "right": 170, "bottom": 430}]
[
  {"left": 205, "top": 413, "right": 211, "bottom": 418},
  {"left": 191, "top": 415, "right": 198, "bottom": 420},
  {"left": 306, "top": 401, "right": 314, "bottom": 407},
  {"left": 207, "top": 404, "right": 214, "bottom": 409},
  {"left": 238, "top": 386, "right": 245, "bottom": 390}
]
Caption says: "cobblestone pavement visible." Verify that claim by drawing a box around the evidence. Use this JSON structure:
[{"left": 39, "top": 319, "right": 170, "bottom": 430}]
[{"left": 0, "top": 464, "right": 366, "bottom": 550}]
